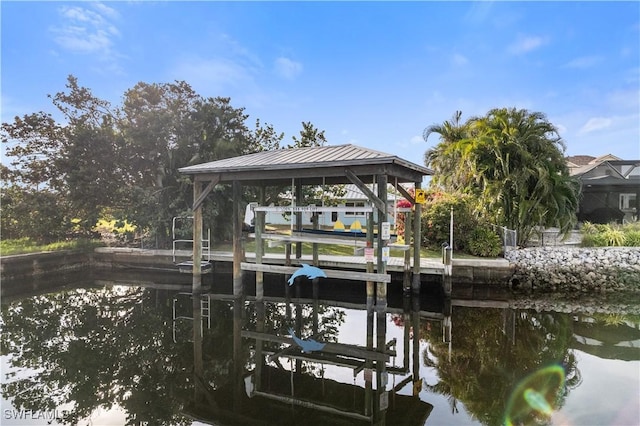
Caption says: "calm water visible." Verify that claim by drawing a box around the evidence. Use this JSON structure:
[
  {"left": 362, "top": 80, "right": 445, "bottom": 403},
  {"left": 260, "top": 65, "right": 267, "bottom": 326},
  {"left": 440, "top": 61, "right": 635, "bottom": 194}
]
[{"left": 1, "top": 271, "right": 639, "bottom": 425}]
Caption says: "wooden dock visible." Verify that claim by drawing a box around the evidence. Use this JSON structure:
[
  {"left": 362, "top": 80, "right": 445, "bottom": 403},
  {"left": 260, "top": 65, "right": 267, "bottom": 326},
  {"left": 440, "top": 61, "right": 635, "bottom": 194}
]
[{"left": 94, "top": 247, "right": 513, "bottom": 284}]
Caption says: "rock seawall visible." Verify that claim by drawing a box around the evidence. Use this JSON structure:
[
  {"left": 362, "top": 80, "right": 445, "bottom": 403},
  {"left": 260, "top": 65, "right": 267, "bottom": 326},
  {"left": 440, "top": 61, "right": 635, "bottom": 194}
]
[{"left": 505, "top": 247, "right": 640, "bottom": 293}]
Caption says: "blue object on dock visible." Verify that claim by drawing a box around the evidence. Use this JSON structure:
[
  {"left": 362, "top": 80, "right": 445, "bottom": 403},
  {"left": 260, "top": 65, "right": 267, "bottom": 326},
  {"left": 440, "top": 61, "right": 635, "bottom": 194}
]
[
  {"left": 288, "top": 328, "right": 326, "bottom": 353},
  {"left": 287, "top": 263, "right": 327, "bottom": 285}
]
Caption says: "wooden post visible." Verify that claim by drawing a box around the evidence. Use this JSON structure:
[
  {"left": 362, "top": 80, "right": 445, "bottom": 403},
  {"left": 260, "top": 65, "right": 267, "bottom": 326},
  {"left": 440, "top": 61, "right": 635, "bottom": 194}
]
[
  {"left": 233, "top": 297, "right": 243, "bottom": 412},
  {"left": 232, "top": 180, "right": 243, "bottom": 297},
  {"left": 255, "top": 187, "right": 265, "bottom": 301},
  {"left": 402, "top": 296, "right": 411, "bottom": 374},
  {"left": 192, "top": 180, "right": 203, "bottom": 289},
  {"left": 255, "top": 210, "right": 264, "bottom": 300},
  {"left": 295, "top": 179, "right": 303, "bottom": 259},
  {"left": 412, "top": 294, "right": 420, "bottom": 395},
  {"left": 403, "top": 210, "right": 412, "bottom": 292},
  {"left": 366, "top": 209, "right": 375, "bottom": 308},
  {"left": 365, "top": 291, "right": 374, "bottom": 417},
  {"left": 376, "top": 174, "right": 388, "bottom": 309},
  {"left": 412, "top": 181, "right": 422, "bottom": 294},
  {"left": 374, "top": 175, "right": 389, "bottom": 423},
  {"left": 255, "top": 301, "right": 265, "bottom": 392},
  {"left": 312, "top": 212, "right": 319, "bottom": 266},
  {"left": 192, "top": 288, "right": 203, "bottom": 403}
]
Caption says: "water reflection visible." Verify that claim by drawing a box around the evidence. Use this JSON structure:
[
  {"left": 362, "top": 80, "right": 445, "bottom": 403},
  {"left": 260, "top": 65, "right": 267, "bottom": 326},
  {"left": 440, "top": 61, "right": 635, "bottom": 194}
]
[{"left": 1, "top": 273, "right": 639, "bottom": 425}]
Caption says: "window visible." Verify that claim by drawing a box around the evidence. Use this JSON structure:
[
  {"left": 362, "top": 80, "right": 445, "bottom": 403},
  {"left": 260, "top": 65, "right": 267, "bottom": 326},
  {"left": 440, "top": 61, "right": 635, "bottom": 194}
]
[
  {"left": 620, "top": 193, "right": 637, "bottom": 210},
  {"left": 345, "top": 201, "right": 366, "bottom": 216}
]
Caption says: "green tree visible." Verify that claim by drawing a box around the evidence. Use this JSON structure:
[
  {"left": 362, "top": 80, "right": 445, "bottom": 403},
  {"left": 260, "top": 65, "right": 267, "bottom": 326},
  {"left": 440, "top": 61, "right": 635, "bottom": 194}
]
[
  {"left": 250, "top": 118, "right": 284, "bottom": 153},
  {"left": 287, "top": 121, "right": 344, "bottom": 208},
  {"left": 1, "top": 76, "right": 124, "bottom": 238},
  {"left": 290, "top": 121, "right": 327, "bottom": 148},
  {"left": 120, "top": 83, "right": 254, "bottom": 246},
  {"left": 424, "top": 108, "right": 579, "bottom": 246},
  {"left": 423, "top": 111, "right": 471, "bottom": 191}
]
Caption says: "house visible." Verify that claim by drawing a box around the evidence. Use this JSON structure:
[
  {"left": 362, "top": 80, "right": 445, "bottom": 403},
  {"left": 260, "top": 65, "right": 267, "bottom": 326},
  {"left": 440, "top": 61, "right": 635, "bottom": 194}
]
[
  {"left": 257, "top": 184, "right": 408, "bottom": 229},
  {"left": 568, "top": 154, "right": 640, "bottom": 224}
]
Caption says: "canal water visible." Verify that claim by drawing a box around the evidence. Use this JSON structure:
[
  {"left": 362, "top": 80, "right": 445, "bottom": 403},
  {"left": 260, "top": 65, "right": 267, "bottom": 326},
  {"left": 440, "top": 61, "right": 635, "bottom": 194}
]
[{"left": 1, "top": 270, "right": 638, "bottom": 425}]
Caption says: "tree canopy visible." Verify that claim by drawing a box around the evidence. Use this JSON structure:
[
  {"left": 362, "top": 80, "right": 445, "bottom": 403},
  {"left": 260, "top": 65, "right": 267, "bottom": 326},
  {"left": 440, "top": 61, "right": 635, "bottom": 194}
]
[
  {"left": 423, "top": 108, "right": 579, "bottom": 246},
  {"left": 1, "top": 76, "right": 287, "bottom": 246}
]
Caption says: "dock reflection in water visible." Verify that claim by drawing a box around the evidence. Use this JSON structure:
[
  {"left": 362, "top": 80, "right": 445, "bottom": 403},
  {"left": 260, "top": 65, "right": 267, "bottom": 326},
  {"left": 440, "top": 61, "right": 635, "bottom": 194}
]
[
  {"left": 0, "top": 271, "right": 638, "bottom": 425},
  {"left": 183, "top": 274, "right": 437, "bottom": 425}
]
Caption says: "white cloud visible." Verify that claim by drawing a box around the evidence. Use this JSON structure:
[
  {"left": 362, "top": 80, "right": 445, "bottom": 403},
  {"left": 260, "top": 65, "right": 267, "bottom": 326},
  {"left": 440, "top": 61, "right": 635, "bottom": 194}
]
[
  {"left": 451, "top": 53, "right": 469, "bottom": 66},
  {"left": 274, "top": 57, "right": 303, "bottom": 80},
  {"left": 563, "top": 56, "right": 602, "bottom": 69},
  {"left": 580, "top": 117, "right": 613, "bottom": 134},
  {"left": 50, "top": 2, "right": 123, "bottom": 73},
  {"left": 53, "top": 3, "right": 120, "bottom": 54},
  {"left": 508, "top": 35, "right": 547, "bottom": 55},
  {"left": 410, "top": 135, "right": 423, "bottom": 144}
]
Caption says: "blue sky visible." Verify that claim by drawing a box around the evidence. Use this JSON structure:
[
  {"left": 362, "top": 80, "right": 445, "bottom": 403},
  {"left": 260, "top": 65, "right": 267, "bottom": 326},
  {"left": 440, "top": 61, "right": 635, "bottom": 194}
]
[{"left": 2, "top": 1, "right": 639, "bottom": 164}]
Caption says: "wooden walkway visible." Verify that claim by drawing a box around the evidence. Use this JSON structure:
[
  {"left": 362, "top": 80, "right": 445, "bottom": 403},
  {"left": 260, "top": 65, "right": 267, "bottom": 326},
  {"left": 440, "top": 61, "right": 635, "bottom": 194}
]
[
  {"left": 196, "top": 250, "right": 446, "bottom": 276},
  {"left": 95, "top": 247, "right": 513, "bottom": 283}
]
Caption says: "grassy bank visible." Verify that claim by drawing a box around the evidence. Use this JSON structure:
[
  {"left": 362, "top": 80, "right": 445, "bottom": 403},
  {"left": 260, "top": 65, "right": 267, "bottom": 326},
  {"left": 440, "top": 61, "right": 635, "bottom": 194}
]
[{"left": 0, "top": 238, "right": 102, "bottom": 256}]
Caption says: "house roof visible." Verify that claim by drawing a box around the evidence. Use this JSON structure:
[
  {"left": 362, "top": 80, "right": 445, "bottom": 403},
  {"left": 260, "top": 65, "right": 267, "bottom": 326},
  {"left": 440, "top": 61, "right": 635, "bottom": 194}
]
[
  {"left": 343, "top": 184, "right": 404, "bottom": 201},
  {"left": 179, "top": 144, "right": 432, "bottom": 186},
  {"left": 566, "top": 155, "right": 596, "bottom": 166}
]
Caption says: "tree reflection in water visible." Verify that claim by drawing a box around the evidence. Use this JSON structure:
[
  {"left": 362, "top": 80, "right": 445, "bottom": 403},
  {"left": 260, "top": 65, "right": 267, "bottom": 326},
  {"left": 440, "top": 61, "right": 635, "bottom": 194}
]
[
  {"left": 2, "top": 281, "right": 637, "bottom": 425},
  {"left": 2, "top": 286, "right": 195, "bottom": 425},
  {"left": 419, "top": 307, "right": 582, "bottom": 426},
  {"left": 0, "top": 284, "right": 346, "bottom": 425}
]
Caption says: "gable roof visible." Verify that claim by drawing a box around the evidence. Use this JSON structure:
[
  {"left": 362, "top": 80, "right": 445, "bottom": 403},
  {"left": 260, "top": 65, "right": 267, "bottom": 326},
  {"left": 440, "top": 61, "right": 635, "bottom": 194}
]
[
  {"left": 566, "top": 155, "right": 596, "bottom": 166},
  {"left": 179, "top": 144, "right": 432, "bottom": 186}
]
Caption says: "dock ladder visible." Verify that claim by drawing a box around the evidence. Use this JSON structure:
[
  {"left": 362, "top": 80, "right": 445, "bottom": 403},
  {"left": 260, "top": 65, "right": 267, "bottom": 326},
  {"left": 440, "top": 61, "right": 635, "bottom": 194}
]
[
  {"left": 172, "top": 292, "right": 211, "bottom": 343},
  {"left": 171, "top": 216, "right": 211, "bottom": 263}
]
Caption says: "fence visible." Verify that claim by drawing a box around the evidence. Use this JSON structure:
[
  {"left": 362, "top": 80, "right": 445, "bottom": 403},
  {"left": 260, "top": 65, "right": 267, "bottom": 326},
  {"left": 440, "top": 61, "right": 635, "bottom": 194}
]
[{"left": 492, "top": 225, "right": 517, "bottom": 252}]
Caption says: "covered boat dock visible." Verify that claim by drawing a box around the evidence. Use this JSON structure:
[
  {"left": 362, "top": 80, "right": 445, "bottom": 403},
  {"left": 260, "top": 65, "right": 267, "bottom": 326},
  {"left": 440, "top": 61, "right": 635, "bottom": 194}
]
[{"left": 178, "top": 143, "right": 432, "bottom": 304}]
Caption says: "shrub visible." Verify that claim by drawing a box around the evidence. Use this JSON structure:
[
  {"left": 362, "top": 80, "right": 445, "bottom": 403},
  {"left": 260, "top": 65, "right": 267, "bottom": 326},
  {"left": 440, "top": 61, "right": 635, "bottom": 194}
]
[
  {"left": 581, "top": 233, "right": 608, "bottom": 247},
  {"left": 467, "top": 226, "right": 502, "bottom": 257},
  {"left": 420, "top": 190, "right": 478, "bottom": 251},
  {"left": 580, "top": 221, "right": 598, "bottom": 235},
  {"left": 602, "top": 227, "right": 626, "bottom": 246},
  {"left": 623, "top": 230, "right": 640, "bottom": 246},
  {"left": 580, "top": 222, "right": 640, "bottom": 247}
]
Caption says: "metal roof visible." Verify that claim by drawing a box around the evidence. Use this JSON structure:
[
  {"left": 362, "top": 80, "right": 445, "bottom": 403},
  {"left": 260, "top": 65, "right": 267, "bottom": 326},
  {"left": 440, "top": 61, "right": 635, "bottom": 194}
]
[{"left": 179, "top": 144, "right": 432, "bottom": 185}]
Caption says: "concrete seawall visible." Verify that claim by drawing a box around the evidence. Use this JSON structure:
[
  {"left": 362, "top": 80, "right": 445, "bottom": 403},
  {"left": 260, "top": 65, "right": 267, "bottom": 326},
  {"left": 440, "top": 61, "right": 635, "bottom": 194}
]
[
  {"left": 0, "top": 250, "right": 94, "bottom": 281},
  {"left": 1, "top": 247, "right": 515, "bottom": 287}
]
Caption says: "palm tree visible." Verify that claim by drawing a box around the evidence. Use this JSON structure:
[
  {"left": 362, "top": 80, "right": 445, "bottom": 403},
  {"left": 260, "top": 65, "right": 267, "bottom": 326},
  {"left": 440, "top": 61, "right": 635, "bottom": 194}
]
[
  {"left": 423, "top": 111, "right": 474, "bottom": 191},
  {"left": 424, "top": 108, "right": 579, "bottom": 246}
]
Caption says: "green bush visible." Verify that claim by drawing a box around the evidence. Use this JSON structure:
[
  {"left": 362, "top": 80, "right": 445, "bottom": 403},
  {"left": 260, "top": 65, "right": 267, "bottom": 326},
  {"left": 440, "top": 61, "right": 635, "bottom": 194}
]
[
  {"left": 420, "top": 190, "right": 478, "bottom": 251},
  {"left": 467, "top": 226, "right": 502, "bottom": 257},
  {"left": 623, "top": 230, "right": 640, "bottom": 246},
  {"left": 581, "top": 233, "right": 608, "bottom": 247},
  {"left": 602, "top": 227, "right": 626, "bottom": 246},
  {"left": 580, "top": 222, "right": 640, "bottom": 247}
]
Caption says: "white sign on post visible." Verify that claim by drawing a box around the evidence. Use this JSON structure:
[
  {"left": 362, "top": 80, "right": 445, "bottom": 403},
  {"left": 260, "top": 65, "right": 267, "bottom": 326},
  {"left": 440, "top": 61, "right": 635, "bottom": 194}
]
[
  {"left": 382, "top": 246, "right": 390, "bottom": 262},
  {"left": 381, "top": 222, "right": 391, "bottom": 240}
]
